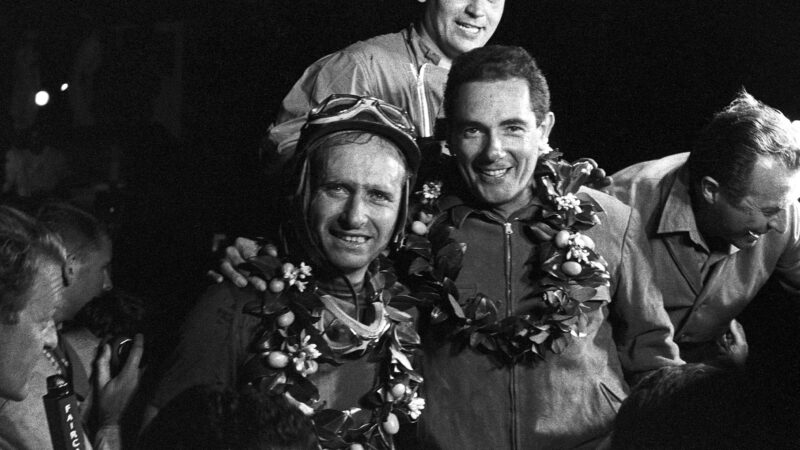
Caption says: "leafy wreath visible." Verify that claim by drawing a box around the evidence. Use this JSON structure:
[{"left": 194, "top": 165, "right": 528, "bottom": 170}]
[
  {"left": 239, "top": 255, "right": 424, "bottom": 449},
  {"left": 398, "top": 148, "right": 612, "bottom": 365}
]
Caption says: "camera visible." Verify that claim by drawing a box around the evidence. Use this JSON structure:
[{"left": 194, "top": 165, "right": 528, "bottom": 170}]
[{"left": 109, "top": 336, "right": 133, "bottom": 377}]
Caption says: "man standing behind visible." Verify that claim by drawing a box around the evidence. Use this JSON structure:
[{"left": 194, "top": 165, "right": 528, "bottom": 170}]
[
  {"left": 266, "top": 0, "right": 505, "bottom": 159},
  {"left": 413, "top": 45, "right": 682, "bottom": 449},
  {"left": 610, "top": 91, "right": 800, "bottom": 365}
]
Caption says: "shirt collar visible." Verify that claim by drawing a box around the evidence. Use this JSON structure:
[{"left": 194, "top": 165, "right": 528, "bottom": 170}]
[
  {"left": 408, "top": 23, "right": 443, "bottom": 66},
  {"left": 658, "top": 164, "right": 739, "bottom": 256}
]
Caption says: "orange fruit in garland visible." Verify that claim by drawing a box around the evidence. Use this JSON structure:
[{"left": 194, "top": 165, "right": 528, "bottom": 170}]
[
  {"left": 382, "top": 412, "right": 400, "bottom": 435},
  {"left": 267, "top": 351, "right": 289, "bottom": 369},
  {"left": 561, "top": 261, "right": 583, "bottom": 277}
]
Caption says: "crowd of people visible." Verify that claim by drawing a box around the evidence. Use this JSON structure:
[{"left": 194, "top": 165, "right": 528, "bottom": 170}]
[{"left": 2, "top": 1, "right": 800, "bottom": 449}]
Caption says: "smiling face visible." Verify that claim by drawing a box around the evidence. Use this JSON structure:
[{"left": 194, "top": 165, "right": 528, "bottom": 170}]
[
  {"left": 701, "top": 156, "right": 800, "bottom": 249},
  {"left": 307, "top": 134, "right": 407, "bottom": 284},
  {"left": 449, "top": 78, "right": 554, "bottom": 217},
  {"left": 422, "top": 0, "right": 505, "bottom": 62},
  {"left": 0, "top": 258, "right": 61, "bottom": 401}
]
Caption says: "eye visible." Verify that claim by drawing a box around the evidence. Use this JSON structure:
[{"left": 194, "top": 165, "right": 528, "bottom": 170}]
[
  {"left": 322, "top": 184, "right": 349, "bottom": 197},
  {"left": 369, "top": 190, "right": 394, "bottom": 203},
  {"left": 461, "top": 127, "right": 482, "bottom": 138},
  {"left": 505, "top": 125, "right": 526, "bottom": 135}
]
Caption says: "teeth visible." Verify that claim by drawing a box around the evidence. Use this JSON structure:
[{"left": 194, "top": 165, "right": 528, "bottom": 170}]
[
  {"left": 341, "top": 236, "right": 367, "bottom": 243},
  {"left": 480, "top": 168, "right": 507, "bottom": 177},
  {"left": 458, "top": 23, "right": 481, "bottom": 33}
]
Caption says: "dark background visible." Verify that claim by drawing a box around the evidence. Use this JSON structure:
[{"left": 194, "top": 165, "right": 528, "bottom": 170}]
[{"left": 2, "top": 0, "right": 799, "bottom": 355}]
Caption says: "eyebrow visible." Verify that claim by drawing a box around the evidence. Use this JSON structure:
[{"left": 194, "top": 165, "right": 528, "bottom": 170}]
[{"left": 499, "top": 118, "right": 531, "bottom": 127}]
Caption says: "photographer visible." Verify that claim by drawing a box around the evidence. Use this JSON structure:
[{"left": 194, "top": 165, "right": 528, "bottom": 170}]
[{"left": 0, "top": 202, "right": 144, "bottom": 450}]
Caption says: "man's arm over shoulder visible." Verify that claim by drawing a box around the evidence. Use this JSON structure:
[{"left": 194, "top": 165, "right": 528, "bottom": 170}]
[{"left": 610, "top": 153, "right": 689, "bottom": 207}]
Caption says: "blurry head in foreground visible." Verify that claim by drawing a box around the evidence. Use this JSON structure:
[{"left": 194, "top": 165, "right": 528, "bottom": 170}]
[{"left": 0, "top": 205, "right": 65, "bottom": 400}]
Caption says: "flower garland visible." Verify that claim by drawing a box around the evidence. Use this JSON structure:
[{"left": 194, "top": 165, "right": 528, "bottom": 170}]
[
  {"left": 398, "top": 149, "right": 613, "bottom": 365},
  {"left": 239, "top": 255, "right": 424, "bottom": 449}
]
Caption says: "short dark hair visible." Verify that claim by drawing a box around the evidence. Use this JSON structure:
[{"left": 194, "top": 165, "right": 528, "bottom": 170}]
[
  {"left": 444, "top": 45, "right": 551, "bottom": 123},
  {"left": 688, "top": 90, "right": 800, "bottom": 201},
  {"left": 37, "top": 202, "right": 109, "bottom": 262},
  {"left": 0, "top": 206, "right": 66, "bottom": 323}
]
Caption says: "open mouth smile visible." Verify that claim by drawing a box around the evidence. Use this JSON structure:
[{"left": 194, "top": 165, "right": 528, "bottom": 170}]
[
  {"left": 476, "top": 167, "right": 511, "bottom": 179},
  {"left": 456, "top": 22, "right": 483, "bottom": 35},
  {"left": 331, "top": 230, "right": 370, "bottom": 244}
]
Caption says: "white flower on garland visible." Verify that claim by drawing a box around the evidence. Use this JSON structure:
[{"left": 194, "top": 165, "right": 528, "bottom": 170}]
[
  {"left": 567, "top": 246, "right": 590, "bottom": 264},
  {"left": 555, "top": 193, "right": 582, "bottom": 213},
  {"left": 283, "top": 262, "right": 312, "bottom": 292},
  {"left": 422, "top": 181, "right": 442, "bottom": 200},
  {"left": 538, "top": 141, "right": 555, "bottom": 155},
  {"left": 407, "top": 394, "right": 426, "bottom": 420},
  {"left": 286, "top": 332, "right": 322, "bottom": 376},
  {"left": 416, "top": 180, "right": 443, "bottom": 206}
]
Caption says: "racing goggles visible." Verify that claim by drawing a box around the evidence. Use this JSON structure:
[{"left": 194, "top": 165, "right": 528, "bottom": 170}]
[{"left": 297, "top": 94, "right": 420, "bottom": 174}]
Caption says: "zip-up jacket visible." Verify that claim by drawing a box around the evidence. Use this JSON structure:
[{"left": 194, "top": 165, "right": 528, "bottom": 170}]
[{"left": 418, "top": 188, "right": 683, "bottom": 450}]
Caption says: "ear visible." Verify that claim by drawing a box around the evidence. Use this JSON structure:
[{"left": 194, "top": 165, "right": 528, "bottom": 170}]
[
  {"left": 699, "top": 176, "right": 721, "bottom": 205},
  {"left": 538, "top": 112, "right": 555, "bottom": 142},
  {"left": 63, "top": 254, "right": 79, "bottom": 286}
]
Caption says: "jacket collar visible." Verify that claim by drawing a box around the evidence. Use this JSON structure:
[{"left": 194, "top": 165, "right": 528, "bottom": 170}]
[
  {"left": 408, "top": 23, "right": 444, "bottom": 66},
  {"left": 439, "top": 192, "right": 545, "bottom": 228}
]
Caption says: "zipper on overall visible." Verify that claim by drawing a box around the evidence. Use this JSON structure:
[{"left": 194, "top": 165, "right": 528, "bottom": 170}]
[
  {"left": 503, "top": 220, "right": 519, "bottom": 450},
  {"left": 413, "top": 63, "right": 432, "bottom": 138}
]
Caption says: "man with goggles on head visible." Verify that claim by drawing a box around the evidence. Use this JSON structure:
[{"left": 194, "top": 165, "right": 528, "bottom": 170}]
[{"left": 144, "top": 95, "right": 424, "bottom": 449}]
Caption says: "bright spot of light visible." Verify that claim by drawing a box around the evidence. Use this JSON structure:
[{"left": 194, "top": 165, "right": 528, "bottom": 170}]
[
  {"left": 61, "top": 83, "right": 69, "bottom": 92},
  {"left": 35, "top": 91, "right": 50, "bottom": 106}
]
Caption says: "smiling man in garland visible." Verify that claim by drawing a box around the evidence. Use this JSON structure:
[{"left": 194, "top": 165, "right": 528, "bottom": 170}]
[
  {"left": 407, "top": 45, "right": 684, "bottom": 449},
  {"left": 144, "top": 95, "right": 425, "bottom": 449}
]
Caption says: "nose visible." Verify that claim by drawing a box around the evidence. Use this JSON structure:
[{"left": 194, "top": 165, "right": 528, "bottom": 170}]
[
  {"left": 767, "top": 210, "right": 787, "bottom": 234},
  {"left": 340, "top": 194, "right": 368, "bottom": 229},
  {"left": 483, "top": 132, "right": 506, "bottom": 162},
  {"left": 465, "top": 0, "right": 487, "bottom": 17},
  {"left": 43, "top": 319, "right": 58, "bottom": 349}
]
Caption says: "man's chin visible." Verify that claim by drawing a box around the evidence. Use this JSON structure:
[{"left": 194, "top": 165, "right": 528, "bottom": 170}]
[
  {"left": 731, "top": 235, "right": 760, "bottom": 249},
  {"left": 326, "top": 254, "right": 375, "bottom": 278}
]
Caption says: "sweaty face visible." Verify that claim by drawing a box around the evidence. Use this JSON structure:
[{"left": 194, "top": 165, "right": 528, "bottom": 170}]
[
  {"left": 308, "top": 135, "right": 406, "bottom": 284},
  {"left": 450, "top": 78, "right": 553, "bottom": 217},
  {"left": 708, "top": 157, "right": 800, "bottom": 249},
  {"left": 422, "top": 0, "right": 505, "bottom": 62},
  {"left": 59, "top": 236, "right": 113, "bottom": 322},
  {"left": 0, "top": 260, "right": 61, "bottom": 401}
]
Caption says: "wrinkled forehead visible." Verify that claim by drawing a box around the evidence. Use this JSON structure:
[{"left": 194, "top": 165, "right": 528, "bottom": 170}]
[{"left": 308, "top": 131, "right": 408, "bottom": 179}]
